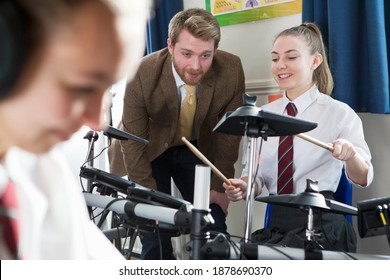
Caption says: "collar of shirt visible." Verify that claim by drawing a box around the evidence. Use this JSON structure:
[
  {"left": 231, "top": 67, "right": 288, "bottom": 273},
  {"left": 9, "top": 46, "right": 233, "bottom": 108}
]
[
  {"left": 171, "top": 63, "right": 188, "bottom": 105},
  {"left": 171, "top": 63, "right": 185, "bottom": 89},
  {"left": 281, "top": 85, "right": 320, "bottom": 116},
  {"left": 0, "top": 164, "right": 8, "bottom": 195},
  {"left": 171, "top": 63, "right": 200, "bottom": 105}
]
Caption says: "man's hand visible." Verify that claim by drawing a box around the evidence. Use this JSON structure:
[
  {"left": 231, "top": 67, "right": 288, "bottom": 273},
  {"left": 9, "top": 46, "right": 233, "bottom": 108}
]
[{"left": 210, "top": 189, "right": 230, "bottom": 216}]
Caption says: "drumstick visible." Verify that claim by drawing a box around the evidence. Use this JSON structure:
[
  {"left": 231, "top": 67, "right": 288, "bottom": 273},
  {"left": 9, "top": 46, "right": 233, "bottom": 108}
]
[
  {"left": 181, "top": 137, "right": 230, "bottom": 184},
  {"left": 296, "top": 133, "right": 334, "bottom": 152}
]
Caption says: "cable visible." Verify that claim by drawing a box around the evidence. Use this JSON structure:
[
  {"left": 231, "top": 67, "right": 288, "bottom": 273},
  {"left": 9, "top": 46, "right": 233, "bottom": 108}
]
[
  {"left": 100, "top": 197, "right": 127, "bottom": 212},
  {"left": 206, "top": 232, "right": 296, "bottom": 260},
  {"left": 208, "top": 232, "right": 244, "bottom": 260},
  {"left": 239, "top": 234, "right": 295, "bottom": 260},
  {"left": 87, "top": 196, "right": 120, "bottom": 222},
  {"left": 80, "top": 176, "right": 86, "bottom": 192},
  {"left": 127, "top": 226, "right": 140, "bottom": 260},
  {"left": 92, "top": 195, "right": 138, "bottom": 258},
  {"left": 119, "top": 226, "right": 131, "bottom": 258},
  {"left": 89, "top": 205, "right": 103, "bottom": 222},
  {"left": 266, "top": 245, "right": 295, "bottom": 260},
  {"left": 90, "top": 209, "right": 97, "bottom": 222},
  {"left": 225, "top": 233, "right": 246, "bottom": 260},
  {"left": 81, "top": 145, "right": 109, "bottom": 169},
  {"left": 79, "top": 137, "right": 112, "bottom": 193},
  {"left": 232, "top": 232, "right": 296, "bottom": 260}
]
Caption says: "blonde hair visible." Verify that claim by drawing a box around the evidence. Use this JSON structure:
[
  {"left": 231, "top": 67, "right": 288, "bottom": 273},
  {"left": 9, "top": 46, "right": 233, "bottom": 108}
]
[{"left": 168, "top": 8, "right": 221, "bottom": 49}]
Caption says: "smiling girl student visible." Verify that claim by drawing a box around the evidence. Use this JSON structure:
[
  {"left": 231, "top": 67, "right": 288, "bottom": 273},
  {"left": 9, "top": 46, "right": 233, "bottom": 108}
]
[{"left": 224, "top": 22, "right": 373, "bottom": 253}]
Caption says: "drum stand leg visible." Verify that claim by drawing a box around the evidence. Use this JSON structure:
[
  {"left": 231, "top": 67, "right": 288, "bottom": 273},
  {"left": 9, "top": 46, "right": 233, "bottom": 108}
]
[
  {"left": 243, "top": 136, "right": 258, "bottom": 243},
  {"left": 304, "top": 207, "right": 322, "bottom": 250},
  {"left": 185, "top": 165, "right": 213, "bottom": 260},
  {"left": 306, "top": 207, "right": 315, "bottom": 241}
]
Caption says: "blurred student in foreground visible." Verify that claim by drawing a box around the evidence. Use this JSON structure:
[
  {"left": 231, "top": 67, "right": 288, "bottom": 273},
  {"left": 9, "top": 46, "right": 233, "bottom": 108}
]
[{"left": 0, "top": 0, "right": 149, "bottom": 259}]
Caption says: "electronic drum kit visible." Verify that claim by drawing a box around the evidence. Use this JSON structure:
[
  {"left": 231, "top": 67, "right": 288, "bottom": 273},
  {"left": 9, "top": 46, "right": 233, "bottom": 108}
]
[
  {"left": 212, "top": 94, "right": 360, "bottom": 246},
  {"left": 82, "top": 94, "right": 390, "bottom": 260}
]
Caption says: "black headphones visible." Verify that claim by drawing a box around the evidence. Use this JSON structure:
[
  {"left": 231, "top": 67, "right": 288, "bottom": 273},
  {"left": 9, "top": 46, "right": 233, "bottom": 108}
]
[{"left": 0, "top": 0, "right": 26, "bottom": 99}]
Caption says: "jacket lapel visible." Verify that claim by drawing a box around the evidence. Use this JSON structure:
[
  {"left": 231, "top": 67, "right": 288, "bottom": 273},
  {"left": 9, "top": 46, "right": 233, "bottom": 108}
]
[
  {"left": 195, "top": 67, "right": 215, "bottom": 133},
  {"left": 160, "top": 58, "right": 179, "bottom": 116},
  {"left": 158, "top": 58, "right": 180, "bottom": 140}
]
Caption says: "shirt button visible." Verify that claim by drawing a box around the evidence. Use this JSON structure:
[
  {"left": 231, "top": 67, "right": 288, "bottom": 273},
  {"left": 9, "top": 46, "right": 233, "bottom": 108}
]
[{"left": 164, "top": 142, "right": 169, "bottom": 148}]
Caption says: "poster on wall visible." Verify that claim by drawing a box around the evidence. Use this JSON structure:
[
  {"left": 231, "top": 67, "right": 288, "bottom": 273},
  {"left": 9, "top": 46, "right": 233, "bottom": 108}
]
[{"left": 205, "top": 0, "right": 302, "bottom": 27}]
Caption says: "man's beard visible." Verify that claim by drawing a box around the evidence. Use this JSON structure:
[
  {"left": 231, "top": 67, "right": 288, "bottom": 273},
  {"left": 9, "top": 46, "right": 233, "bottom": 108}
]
[{"left": 172, "top": 59, "right": 205, "bottom": 86}]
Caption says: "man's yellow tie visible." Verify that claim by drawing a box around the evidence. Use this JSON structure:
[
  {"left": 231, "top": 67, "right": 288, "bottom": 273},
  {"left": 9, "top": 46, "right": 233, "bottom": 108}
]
[{"left": 175, "top": 84, "right": 197, "bottom": 142}]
